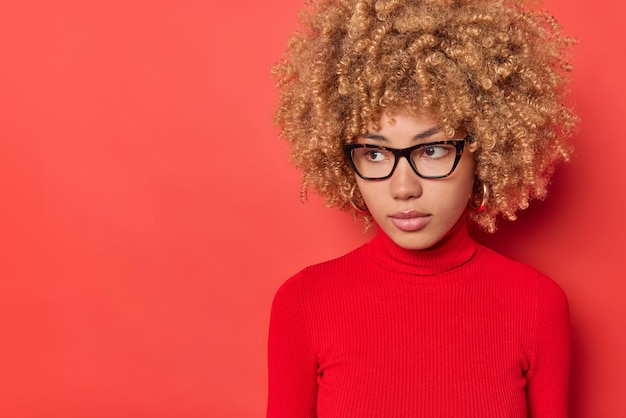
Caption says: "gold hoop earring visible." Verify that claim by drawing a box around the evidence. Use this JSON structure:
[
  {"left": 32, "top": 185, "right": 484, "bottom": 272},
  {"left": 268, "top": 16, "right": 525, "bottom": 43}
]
[
  {"left": 469, "top": 178, "right": 489, "bottom": 212},
  {"left": 349, "top": 184, "right": 369, "bottom": 214}
]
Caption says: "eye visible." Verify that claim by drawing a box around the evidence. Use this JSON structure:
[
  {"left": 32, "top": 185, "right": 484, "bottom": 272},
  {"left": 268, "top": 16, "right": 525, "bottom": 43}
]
[
  {"left": 421, "top": 145, "right": 451, "bottom": 159},
  {"left": 354, "top": 146, "right": 392, "bottom": 163},
  {"left": 363, "top": 149, "right": 387, "bottom": 162}
]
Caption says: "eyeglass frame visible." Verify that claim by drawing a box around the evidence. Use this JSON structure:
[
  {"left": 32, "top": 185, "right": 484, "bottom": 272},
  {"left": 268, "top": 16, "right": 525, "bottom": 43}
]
[{"left": 342, "top": 136, "right": 470, "bottom": 180}]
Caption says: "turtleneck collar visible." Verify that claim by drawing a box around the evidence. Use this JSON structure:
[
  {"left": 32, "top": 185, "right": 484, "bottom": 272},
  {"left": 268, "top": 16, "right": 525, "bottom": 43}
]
[{"left": 365, "top": 215, "right": 478, "bottom": 276}]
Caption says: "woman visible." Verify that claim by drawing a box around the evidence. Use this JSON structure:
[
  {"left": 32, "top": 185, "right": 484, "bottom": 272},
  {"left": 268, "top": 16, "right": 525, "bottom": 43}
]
[{"left": 267, "top": 0, "right": 578, "bottom": 416}]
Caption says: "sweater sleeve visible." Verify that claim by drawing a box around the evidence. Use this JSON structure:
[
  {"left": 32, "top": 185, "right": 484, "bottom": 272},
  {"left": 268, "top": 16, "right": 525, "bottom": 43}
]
[
  {"left": 526, "top": 273, "right": 571, "bottom": 418},
  {"left": 267, "top": 272, "right": 318, "bottom": 417}
]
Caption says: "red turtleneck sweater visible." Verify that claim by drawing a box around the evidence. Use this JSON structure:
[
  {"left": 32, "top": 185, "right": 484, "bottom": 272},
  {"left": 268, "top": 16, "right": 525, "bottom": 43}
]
[{"left": 267, "top": 221, "right": 570, "bottom": 417}]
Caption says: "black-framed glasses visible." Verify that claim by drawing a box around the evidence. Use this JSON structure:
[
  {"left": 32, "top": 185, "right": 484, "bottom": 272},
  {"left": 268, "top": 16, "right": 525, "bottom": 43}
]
[{"left": 343, "top": 137, "right": 468, "bottom": 180}]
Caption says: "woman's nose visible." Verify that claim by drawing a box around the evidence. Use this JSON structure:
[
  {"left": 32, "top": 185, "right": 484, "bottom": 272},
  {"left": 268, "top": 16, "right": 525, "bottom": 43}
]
[{"left": 389, "top": 157, "right": 423, "bottom": 200}]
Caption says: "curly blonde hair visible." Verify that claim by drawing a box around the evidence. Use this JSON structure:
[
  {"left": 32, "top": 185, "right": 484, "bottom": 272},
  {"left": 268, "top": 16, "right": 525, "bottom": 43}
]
[{"left": 272, "top": 0, "right": 579, "bottom": 232}]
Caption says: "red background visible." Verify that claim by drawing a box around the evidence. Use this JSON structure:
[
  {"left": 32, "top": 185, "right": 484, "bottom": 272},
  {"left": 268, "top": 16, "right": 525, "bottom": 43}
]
[{"left": 0, "top": 0, "right": 624, "bottom": 416}]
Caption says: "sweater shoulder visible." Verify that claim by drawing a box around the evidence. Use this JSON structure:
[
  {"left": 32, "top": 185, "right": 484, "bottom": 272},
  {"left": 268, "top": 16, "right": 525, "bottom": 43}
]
[
  {"left": 272, "top": 243, "right": 368, "bottom": 304},
  {"left": 302, "top": 243, "right": 368, "bottom": 277},
  {"left": 476, "top": 244, "right": 568, "bottom": 299}
]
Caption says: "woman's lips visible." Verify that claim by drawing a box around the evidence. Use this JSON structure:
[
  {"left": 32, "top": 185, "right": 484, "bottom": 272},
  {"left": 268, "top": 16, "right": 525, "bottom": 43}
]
[{"left": 389, "top": 211, "right": 431, "bottom": 232}]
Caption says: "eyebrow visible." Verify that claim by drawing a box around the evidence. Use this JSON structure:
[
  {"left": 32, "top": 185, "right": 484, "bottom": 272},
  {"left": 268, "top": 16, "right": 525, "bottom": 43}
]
[{"left": 364, "top": 126, "right": 441, "bottom": 142}]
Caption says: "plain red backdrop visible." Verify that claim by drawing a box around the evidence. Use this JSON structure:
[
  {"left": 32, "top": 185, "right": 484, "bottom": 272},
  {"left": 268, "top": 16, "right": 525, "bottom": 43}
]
[{"left": 0, "top": 0, "right": 624, "bottom": 416}]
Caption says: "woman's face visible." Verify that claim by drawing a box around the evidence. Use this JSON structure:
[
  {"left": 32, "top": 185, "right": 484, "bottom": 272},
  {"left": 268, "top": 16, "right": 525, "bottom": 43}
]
[{"left": 354, "top": 111, "right": 476, "bottom": 250}]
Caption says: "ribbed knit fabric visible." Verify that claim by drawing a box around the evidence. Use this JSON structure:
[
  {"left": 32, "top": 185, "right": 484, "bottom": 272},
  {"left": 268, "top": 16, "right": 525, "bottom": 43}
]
[{"left": 267, "top": 220, "right": 570, "bottom": 418}]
